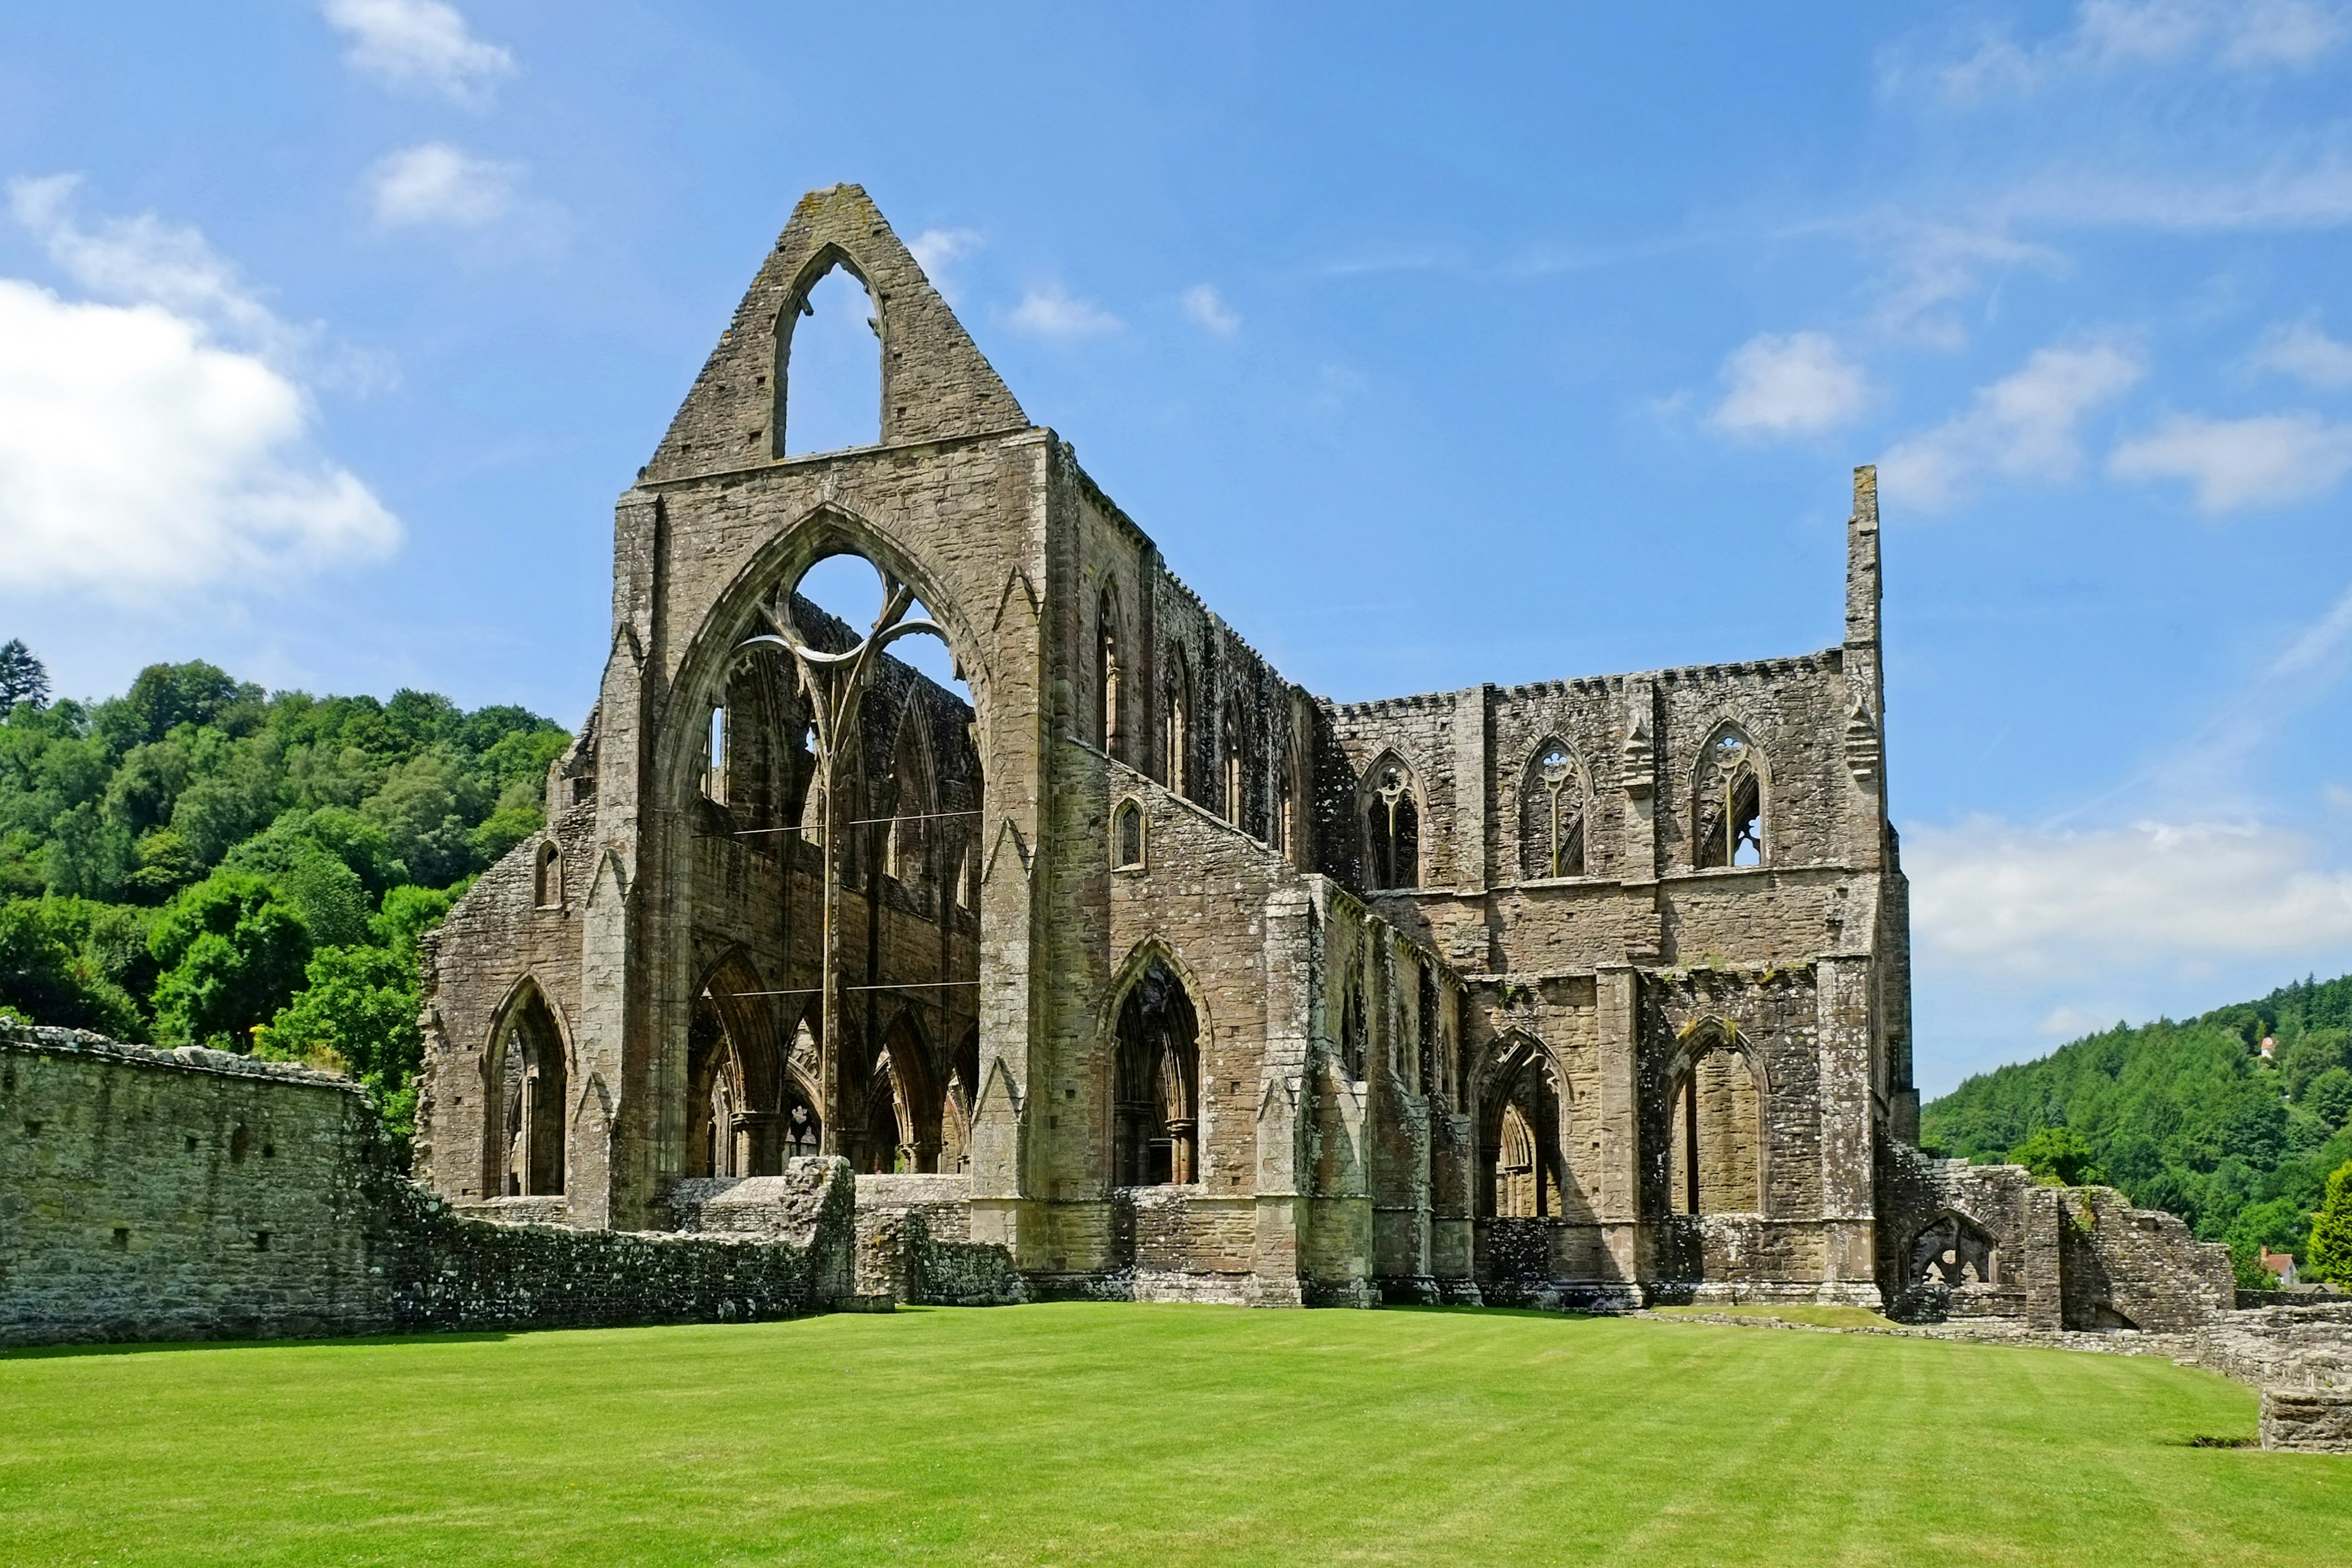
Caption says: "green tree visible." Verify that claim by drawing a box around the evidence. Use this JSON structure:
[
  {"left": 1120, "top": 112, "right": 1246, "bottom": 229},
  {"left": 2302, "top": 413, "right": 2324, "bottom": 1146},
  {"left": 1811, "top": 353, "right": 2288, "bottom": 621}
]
[
  {"left": 42, "top": 800, "right": 132, "bottom": 899},
  {"left": 0, "top": 638, "right": 50, "bottom": 710},
  {"left": 2226, "top": 1235, "right": 2278, "bottom": 1294},
  {"left": 2007, "top": 1125, "right": 2107, "bottom": 1186},
  {"left": 2310, "top": 1159, "right": 2352, "bottom": 1286},
  {"left": 2306, "top": 1067, "right": 2352, "bottom": 1132},
  {"left": 258, "top": 943, "right": 425, "bottom": 1142},
  {"left": 0, "top": 900, "right": 142, "bottom": 1038},
  {"left": 149, "top": 874, "right": 312, "bottom": 1050}
]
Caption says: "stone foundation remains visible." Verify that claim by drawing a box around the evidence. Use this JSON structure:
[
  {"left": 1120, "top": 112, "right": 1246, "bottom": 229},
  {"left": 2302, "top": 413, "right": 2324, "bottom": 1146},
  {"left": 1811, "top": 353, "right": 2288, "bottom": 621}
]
[{"left": 0, "top": 1024, "right": 853, "bottom": 1347}]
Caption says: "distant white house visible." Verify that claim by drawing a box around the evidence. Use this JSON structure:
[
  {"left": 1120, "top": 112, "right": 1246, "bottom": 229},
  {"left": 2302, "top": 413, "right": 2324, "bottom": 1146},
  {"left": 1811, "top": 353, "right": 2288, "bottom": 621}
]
[{"left": 2260, "top": 1248, "right": 2299, "bottom": 1286}]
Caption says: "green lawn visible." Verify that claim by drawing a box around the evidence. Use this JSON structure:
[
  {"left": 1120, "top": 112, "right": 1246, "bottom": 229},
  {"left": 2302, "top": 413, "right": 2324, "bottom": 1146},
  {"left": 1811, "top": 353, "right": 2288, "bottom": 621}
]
[{"left": 2, "top": 1303, "right": 2345, "bottom": 1566}]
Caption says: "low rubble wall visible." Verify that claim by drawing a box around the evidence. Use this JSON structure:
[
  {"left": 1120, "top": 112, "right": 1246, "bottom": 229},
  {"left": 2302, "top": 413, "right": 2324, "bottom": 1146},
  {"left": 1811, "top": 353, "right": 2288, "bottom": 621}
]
[
  {"left": 0, "top": 1024, "right": 853, "bottom": 1347},
  {"left": 851, "top": 1174, "right": 1023, "bottom": 1306}
]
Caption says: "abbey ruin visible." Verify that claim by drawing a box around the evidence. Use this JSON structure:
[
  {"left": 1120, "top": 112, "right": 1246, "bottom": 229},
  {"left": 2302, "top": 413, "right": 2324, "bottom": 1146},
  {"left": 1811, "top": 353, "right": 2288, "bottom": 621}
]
[
  {"left": 407, "top": 183, "right": 1921, "bottom": 1311},
  {"left": 9, "top": 185, "right": 2271, "bottom": 1351}
]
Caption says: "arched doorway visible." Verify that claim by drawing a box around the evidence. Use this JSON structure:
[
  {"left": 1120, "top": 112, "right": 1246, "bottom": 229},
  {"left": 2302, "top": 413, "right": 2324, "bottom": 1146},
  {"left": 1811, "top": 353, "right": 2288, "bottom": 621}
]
[
  {"left": 1111, "top": 956, "right": 1201, "bottom": 1186},
  {"left": 1479, "top": 1036, "right": 1566, "bottom": 1219},
  {"left": 490, "top": 981, "right": 568, "bottom": 1197}
]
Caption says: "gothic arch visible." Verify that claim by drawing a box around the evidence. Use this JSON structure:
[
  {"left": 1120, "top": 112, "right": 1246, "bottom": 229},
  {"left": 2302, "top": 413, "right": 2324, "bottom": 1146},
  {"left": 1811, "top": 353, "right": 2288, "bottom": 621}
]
[
  {"left": 1691, "top": 717, "right": 1770, "bottom": 870},
  {"left": 772, "top": 243, "right": 882, "bottom": 458},
  {"left": 482, "top": 974, "right": 574, "bottom": 1199},
  {"left": 1095, "top": 579, "right": 1127, "bottom": 760},
  {"left": 1472, "top": 1029, "right": 1573, "bottom": 1219},
  {"left": 1098, "top": 938, "right": 1212, "bottom": 1188},
  {"left": 1357, "top": 747, "right": 1425, "bottom": 890},
  {"left": 1665, "top": 1018, "right": 1769, "bottom": 1216},
  {"left": 1518, "top": 735, "right": 1589, "bottom": 881}
]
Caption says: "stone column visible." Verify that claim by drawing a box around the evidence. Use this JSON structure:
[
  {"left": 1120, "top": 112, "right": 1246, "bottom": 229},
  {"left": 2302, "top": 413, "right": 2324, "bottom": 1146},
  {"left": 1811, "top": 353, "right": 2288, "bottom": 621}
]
[{"left": 1594, "top": 963, "right": 1644, "bottom": 1283}]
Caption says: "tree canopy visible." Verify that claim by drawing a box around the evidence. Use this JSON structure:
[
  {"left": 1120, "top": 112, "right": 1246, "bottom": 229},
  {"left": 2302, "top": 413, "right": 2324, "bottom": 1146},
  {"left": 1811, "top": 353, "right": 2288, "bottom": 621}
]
[{"left": 0, "top": 646, "right": 567, "bottom": 1158}]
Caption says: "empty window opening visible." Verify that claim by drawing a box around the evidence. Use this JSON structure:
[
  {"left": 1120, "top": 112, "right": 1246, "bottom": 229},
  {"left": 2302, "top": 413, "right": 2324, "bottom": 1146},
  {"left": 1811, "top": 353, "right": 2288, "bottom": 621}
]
[
  {"left": 533, "top": 840, "right": 563, "bottom": 909},
  {"left": 111, "top": 1227, "right": 130, "bottom": 1250},
  {"left": 230, "top": 1126, "right": 251, "bottom": 1164},
  {"left": 1417, "top": 966, "right": 1440, "bottom": 1101},
  {"left": 1338, "top": 968, "right": 1367, "bottom": 1081},
  {"left": 1520, "top": 740, "right": 1586, "bottom": 880},
  {"left": 1694, "top": 729, "right": 1765, "bottom": 869},
  {"left": 888, "top": 705, "right": 936, "bottom": 899},
  {"left": 1669, "top": 1042, "right": 1763, "bottom": 1215},
  {"left": 1910, "top": 1213, "right": 1999, "bottom": 1289},
  {"left": 494, "top": 985, "right": 568, "bottom": 1197},
  {"left": 778, "top": 263, "right": 881, "bottom": 456},
  {"left": 1221, "top": 700, "right": 1248, "bottom": 828},
  {"left": 253, "top": 1231, "right": 271, "bottom": 1251},
  {"left": 1163, "top": 647, "right": 1191, "bottom": 796},
  {"left": 1364, "top": 761, "right": 1420, "bottom": 890},
  {"left": 702, "top": 706, "right": 729, "bottom": 804},
  {"left": 1096, "top": 588, "right": 1125, "bottom": 760},
  {"left": 1481, "top": 1042, "right": 1566, "bottom": 1219},
  {"left": 1274, "top": 771, "right": 1294, "bottom": 858},
  {"left": 1112, "top": 957, "right": 1201, "bottom": 1186},
  {"left": 1112, "top": 799, "right": 1145, "bottom": 870}
]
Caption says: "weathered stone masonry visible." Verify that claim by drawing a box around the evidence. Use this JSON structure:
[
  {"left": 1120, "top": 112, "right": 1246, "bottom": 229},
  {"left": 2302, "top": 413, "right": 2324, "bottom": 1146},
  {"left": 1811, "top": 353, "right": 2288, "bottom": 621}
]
[
  {"left": 395, "top": 182, "right": 1967, "bottom": 1313},
  {"left": 0, "top": 1024, "right": 853, "bottom": 1347}
]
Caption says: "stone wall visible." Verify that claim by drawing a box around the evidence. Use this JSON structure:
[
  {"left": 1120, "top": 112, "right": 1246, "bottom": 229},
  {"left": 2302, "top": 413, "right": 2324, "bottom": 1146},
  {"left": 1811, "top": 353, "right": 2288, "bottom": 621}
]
[
  {"left": 1, "top": 1025, "right": 853, "bottom": 1347},
  {"left": 847, "top": 1173, "right": 1022, "bottom": 1305}
]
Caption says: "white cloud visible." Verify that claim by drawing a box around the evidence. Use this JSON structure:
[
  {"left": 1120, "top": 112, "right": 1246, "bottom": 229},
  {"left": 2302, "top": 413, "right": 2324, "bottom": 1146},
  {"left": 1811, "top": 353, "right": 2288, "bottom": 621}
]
[
  {"left": 1180, "top": 283, "right": 1241, "bottom": 337},
  {"left": 2003, "top": 157, "right": 2352, "bottom": 231},
  {"left": 0, "top": 180, "right": 397, "bottom": 605},
  {"left": 1007, "top": 282, "right": 1121, "bottom": 340},
  {"left": 2109, "top": 410, "right": 2352, "bottom": 510},
  {"left": 1865, "top": 221, "right": 2066, "bottom": 345},
  {"left": 1917, "top": 1, "right": 2347, "bottom": 100},
  {"left": 367, "top": 143, "right": 520, "bottom": 228},
  {"left": 0, "top": 281, "right": 399, "bottom": 604},
  {"left": 1879, "top": 337, "right": 2145, "bottom": 510},
  {"left": 322, "top": 0, "right": 513, "bottom": 103},
  {"left": 1707, "top": 331, "right": 1870, "bottom": 439},
  {"left": 1908, "top": 815, "right": 2352, "bottom": 978},
  {"left": 2251, "top": 320, "right": 2352, "bottom": 388},
  {"left": 907, "top": 227, "right": 982, "bottom": 304}
]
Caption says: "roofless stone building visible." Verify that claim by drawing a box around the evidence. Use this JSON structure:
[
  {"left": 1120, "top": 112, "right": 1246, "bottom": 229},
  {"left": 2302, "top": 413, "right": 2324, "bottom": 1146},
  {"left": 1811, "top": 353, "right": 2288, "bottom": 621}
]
[{"left": 413, "top": 184, "right": 1920, "bottom": 1310}]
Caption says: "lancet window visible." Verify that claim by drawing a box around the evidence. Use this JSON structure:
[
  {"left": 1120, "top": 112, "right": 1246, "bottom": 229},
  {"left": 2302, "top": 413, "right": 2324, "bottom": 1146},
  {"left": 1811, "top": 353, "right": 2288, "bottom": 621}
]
[
  {"left": 1519, "top": 739, "right": 1587, "bottom": 880},
  {"left": 1363, "top": 759, "right": 1420, "bottom": 890},
  {"left": 1694, "top": 726, "right": 1765, "bottom": 869}
]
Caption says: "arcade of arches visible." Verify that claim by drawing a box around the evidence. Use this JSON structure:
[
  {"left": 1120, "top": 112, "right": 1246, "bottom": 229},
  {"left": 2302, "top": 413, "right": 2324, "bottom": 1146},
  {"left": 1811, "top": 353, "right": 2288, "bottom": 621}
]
[{"left": 415, "top": 184, "right": 1920, "bottom": 1315}]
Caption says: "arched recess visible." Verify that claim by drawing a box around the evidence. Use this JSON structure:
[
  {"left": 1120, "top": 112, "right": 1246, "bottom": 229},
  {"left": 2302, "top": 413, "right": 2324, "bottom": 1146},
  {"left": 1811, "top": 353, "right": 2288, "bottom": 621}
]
[
  {"left": 649, "top": 502, "right": 995, "bottom": 1180},
  {"left": 1519, "top": 737, "right": 1588, "bottom": 880},
  {"left": 1099, "top": 940, "right": 1209, "bottom": 1187},
  {"left": 687, "top": 951, "right": 791, "bottom": 1179},
  {"left": 1476, "top": 1031, "right": 1569, "bottom": 1219},
  {"left": 485, "top": 976, "right": 571, "bottom": 1198},
  {"left": 1666, "top": 1020, "right": 1767, "bottom": 1216},
  {"left": 775, "top": 245, "right": 882, "bottom": 457},
  {"left": 1909, "top": 1210, "right": 1999, "bottom": 1288},
  {"left": 533, "top": 839, "right": 563, "bottom": 909},
  {"left": 860, "top": 1009, "right": 942, "bottom": 1174},
  {"left": 1096, "top": 583, "right": 1126, "bottom": 760},
  {"left": 1220, "top": 694, "right": 1250, "bottom": 830},
  {"left": 1692, "top": 720, "right": 1768, "bottom": 869},
  {"left": 887, "top": 698, "right": 937, "bottom": 901},
  {"left": 1359, "top": 750, "right": 1423, "bottom": 891},
  {"left": 1162, "top": 644, "right": 1192, "bottom": 796}
]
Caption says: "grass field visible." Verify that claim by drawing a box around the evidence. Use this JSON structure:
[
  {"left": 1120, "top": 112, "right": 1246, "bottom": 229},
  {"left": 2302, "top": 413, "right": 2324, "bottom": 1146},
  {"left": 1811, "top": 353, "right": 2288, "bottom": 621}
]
[{"left": 3, "top": 1303, "right": 2346, "bottom": 1567}]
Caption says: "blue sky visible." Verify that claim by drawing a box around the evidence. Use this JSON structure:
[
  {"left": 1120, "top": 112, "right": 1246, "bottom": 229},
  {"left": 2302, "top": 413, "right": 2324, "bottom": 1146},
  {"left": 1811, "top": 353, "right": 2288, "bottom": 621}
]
[{"left": 3, "top": 1, "right": 2351, "bottom": 1093}]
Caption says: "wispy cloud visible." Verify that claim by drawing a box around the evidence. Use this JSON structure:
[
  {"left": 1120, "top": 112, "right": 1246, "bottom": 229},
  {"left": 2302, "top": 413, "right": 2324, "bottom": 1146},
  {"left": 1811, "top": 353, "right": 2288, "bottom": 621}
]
[
  {"left": 1707, "top": 331, "right": 1871, "bottom": 439},
  {"left": 1901, "top": 1, "right": 2349, "bottom": 103},
  {"left": 1879, "top": 336, "right": 2145, "bottom": 510},
  {"left": 1180, "top": 283, "right": 1240, "bottom": 337},
  {"left": 907, "top": 227, "right": 982, "bottom": 303},
  {"left": 366, "top": 143, "right": 520, "bottom": 228},
  {"left": 322, "top": 0, "right": 514, "bottom": 104},
  {"left": 1007, "top": 282, "right": 1121, "bottom": 340},
  {"left": 2251, "top": 319, "right": 2352, "bottom": 388},
  {"left": 1861, "top": 219, "right": 2067, "bottom": 345},
  {"left": 0, "top": 178, "right": 399, "bottom": 605},
  {"left": 2110, "top": 410, "right": 2352, "bottom": 511}
]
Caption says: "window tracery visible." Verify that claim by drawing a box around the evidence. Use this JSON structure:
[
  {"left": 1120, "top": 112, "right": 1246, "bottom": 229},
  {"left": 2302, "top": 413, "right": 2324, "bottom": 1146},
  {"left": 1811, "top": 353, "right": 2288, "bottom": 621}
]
[
  {"left": 1693, "top": 726, "right": 1765, "bottom": 869},
  {"left": 1518, "top": 739, "right": 1586, "bottom": 880},
  {"left": 1363, "top": 758, "right": 1420, "bottom": 889}
]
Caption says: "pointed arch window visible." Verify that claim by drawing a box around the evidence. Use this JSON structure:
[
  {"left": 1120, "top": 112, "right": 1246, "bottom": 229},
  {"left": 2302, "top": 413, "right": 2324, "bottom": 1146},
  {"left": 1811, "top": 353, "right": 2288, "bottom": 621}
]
[
  {"left": 1519, "top": 739, "right": 1587, "bottom": 880},
  {"left": 1096, "top": 587, "right": 1125, "bottom": 760},
  {"left": 1221, "top": 698, "right": 1248, "bottom": 828},
  {"left": 1694, "top": 727, "right": 1765, "bottom": 869},
  {"left": 1163, "top": 646, "right": 1191, "bottom": 796},
  {"left": 1112, "top": 797, "right": 1145, "bottom": 870},
  {"left": 776, "top": 255, "right": 881, "bottom": 456},
  {"left": 701, "top": 705, "right": 728, "bottom": 804},
  {"left": 1112, "top": 957, "right": 1200, "bottom": 1186},
  {"left": 1669, "top": 1036, "right": 1763, "bottom": 1215},
  {"left": 1363, "top": 760, "right": 1420, "bottom": 890},
  {"left": 533, "top": 840, "right": 563, "bottom": 910},
  {"left": 492, "top": 985, "right": 567, "bottom": 1197},
  {"left": 888, "top": 703, "right": 935, "bottom": 894}
]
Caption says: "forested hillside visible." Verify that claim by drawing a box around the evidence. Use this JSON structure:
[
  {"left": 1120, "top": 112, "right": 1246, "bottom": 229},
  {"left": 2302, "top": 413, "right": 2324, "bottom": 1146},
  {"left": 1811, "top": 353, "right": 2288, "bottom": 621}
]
[
  {"left": 1922, "top": 971, "right": 2352, "bottom": 1268},
  {"left": 0, "top": 639, "right": 567, "bottom": 1150}
]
